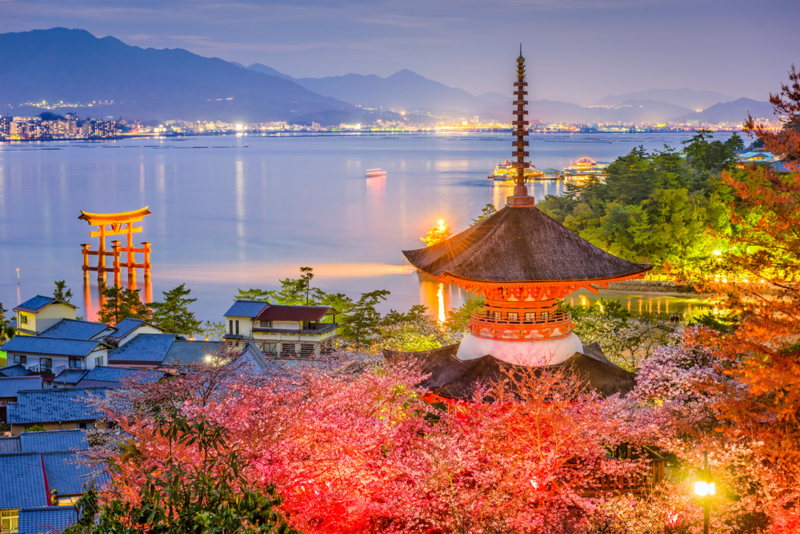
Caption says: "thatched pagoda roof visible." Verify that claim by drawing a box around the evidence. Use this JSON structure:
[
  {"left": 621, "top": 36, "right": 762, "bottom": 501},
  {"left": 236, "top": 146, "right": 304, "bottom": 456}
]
[
  {"left": 383, "top": 342, "right": 635, "bottom": 401},
  {"left": 403, "top": 206, "right": 651, "bottom": 283}
]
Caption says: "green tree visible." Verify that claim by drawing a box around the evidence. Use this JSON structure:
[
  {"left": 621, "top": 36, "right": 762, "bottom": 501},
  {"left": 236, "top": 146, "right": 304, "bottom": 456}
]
[
  {"left": 234, "top": 288, "right": 271, "bottom": 301},
  {"left": 445, "top": 297, "right": 486, "bottom": 332},
  {"left": 97, "top": 286, "right": 152, "bottom": 326},
  {"left": 53, "top": 280, "right": 73, "bottom": 303},
  {"left": 200, "top": 321, "right": 226, "bottom": 340},
  {"left": 23, "top": 425, "right": 46, "bottom": 432},
  {"left": 725, "top": 131, "right": 745, "bottom": 152},
  {"left": 63, "top": 415, "right": 296, "bottom": 534},
  {"left": 266, "top": 267, "right": 319, "bottom": 306},
  {"left": 148, "top": 284, "right": 202, "bottom": 335},
  {"left": 339, "top": 289, "right": 390, "bottom": 348},
  {"left": 314, "top": 291, "right": 353, "bottom": 324},
  {"left": 470, "top": 204, "right": 497, "bottom": 226}
]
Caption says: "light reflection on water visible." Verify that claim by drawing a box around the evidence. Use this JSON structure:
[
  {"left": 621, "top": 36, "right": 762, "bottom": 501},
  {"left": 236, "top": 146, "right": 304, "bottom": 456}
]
[{"left": 0, "top": 132, "right": 724, "bottom": 322}]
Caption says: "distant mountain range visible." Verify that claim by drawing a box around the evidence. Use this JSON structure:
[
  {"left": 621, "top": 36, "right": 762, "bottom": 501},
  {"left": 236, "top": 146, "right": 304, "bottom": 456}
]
[
  {"left": 673, "top": 98, "right": 776, "bottom": 124},
  {"left": 593, "top": 88, "right": 736, "bottom": 111},
  {"left": 249, "top": 64, "right": 492, "bottom": 113},
  {"left": 0, "top": 28, "right": 357, "bottom": 123},
  {"left": 0, "top": 28, "right": 774, "bottom": 126}
]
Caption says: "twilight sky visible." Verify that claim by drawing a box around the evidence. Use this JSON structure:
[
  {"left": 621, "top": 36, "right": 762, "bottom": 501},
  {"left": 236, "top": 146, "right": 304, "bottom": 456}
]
[{"left": 2, "top": 0, "right": 797, "bottom": 104}]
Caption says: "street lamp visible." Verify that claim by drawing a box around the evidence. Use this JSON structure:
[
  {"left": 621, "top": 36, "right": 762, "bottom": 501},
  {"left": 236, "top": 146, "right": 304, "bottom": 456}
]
[{"left": 694, "top": 451, "right": 714, "bottom": 534}]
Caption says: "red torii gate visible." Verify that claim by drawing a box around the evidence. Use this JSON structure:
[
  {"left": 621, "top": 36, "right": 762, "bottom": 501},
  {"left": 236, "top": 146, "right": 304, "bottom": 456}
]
[{"left": 79, "top": 207, "right": 152, "bottom": 285}]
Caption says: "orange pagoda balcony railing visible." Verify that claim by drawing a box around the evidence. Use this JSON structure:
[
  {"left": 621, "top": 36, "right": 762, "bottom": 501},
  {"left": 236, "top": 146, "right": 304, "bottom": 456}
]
[{"left": 469, "top": 311, "right": 574, "bottom": 341}]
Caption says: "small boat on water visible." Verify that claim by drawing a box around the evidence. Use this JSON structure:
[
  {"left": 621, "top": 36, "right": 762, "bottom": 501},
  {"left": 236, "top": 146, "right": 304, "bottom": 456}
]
[
  {"left": 366, "top": 168, "right": 387, "bottom": 178},
  {"left": 487, "top": 160, "right": 543, "bottom": 181}
]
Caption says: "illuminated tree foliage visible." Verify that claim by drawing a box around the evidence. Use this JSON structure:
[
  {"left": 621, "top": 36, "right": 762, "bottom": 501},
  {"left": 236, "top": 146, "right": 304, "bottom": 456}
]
[
  {"left": 421, "top": 219, "right": 452, "bottom": 247},
  {"left": 677, "top": 65, "right": 800, "bottom": 531},
  {"left": 537, "top": 135, "right": 736, "bottom": 273},
  {"left": 85, "top": 353, "right": 664, "bottom": 534}
]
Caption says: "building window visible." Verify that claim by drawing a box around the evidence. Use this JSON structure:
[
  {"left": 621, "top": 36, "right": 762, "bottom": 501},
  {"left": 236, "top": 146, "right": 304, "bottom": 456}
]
[
  {"left": 260, "top": 320, "right": 272, "bottom": 328},
  {"left": 1, "top": 509, "right": 19, "bottom": 532},
  {"left": 69, "top": 357, "right": 82, "bottom": 369},
  {"left": 507, "top": 312, "right": 519, "bottom": 321},
  {"left": 541, "top": 311, "right": 550, "bottom": 320},
  {"left": 95, "top": 356, "right": 104, "bottom": 367},
  {"left": 494, "top": 311, "right": 502, "bottom": 320},
  {"left": 525, "top": 312, "right": 536, "bottom": 321},
  {"left": 39, "top": 358, "right": 52, "bottom": 371},
  {"left": 20, "top": 314, "right": 28, "bottom": 325},
  {"left": 229, "top": 320, "right": 233, "bottom": 334},
  {"left": 77, "top": 422, "right": 95, "bottom": 430},
  {"left": 235, "top": 320, "right": 239, "bottom": 335},
  {"left": 13, "top": 355, "right": 26, "bottom": 364}
]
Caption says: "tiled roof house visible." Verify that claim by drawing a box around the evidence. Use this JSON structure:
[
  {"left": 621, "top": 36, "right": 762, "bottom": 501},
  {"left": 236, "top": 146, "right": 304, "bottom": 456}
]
[
  {"left": 223, "top": 300, "right": 339, "bottom": 357},
  {"left": 6, "top": 387, "right": 107, "bottom": 436},
  {"left": 12, "top": 296, "right": 77, "bottom": 337}
]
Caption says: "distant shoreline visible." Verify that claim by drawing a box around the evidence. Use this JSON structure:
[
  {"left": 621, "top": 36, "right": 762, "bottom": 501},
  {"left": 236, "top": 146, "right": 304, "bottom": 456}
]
[{"left": 0, "top": 129, "right": 731, "bottom": 145}]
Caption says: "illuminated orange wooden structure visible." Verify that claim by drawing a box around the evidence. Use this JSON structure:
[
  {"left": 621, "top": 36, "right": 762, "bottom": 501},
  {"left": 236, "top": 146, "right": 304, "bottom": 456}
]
[
  {"left": 402, "top": 50, "right": 653, "bottom": 367},
  {"left": 79, "top": 207, "right": 152, "bottom": 285}
]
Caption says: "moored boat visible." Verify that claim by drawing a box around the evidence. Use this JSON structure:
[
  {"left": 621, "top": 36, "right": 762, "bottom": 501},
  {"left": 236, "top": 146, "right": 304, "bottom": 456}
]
[
  {"left": 561, "top": 157, "right": 608, "bottom": 178},
  {"left": 488, "top": 160, "right": 543, "bottom": 181},
  {"left": 366, "top": 168, "right": 387, "bottom": 177}
]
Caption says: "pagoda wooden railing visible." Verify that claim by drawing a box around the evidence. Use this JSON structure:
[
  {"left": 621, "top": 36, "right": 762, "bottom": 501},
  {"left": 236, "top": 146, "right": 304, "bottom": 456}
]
[
  {"left": 469, "top": 311, "right": 574, "bottom": 341},
  {"left": 582, "top": 457, "right": 666, "bottom": 497}
]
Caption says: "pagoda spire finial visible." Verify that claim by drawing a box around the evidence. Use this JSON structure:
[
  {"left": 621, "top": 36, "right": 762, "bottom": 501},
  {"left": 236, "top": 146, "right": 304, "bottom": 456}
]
[{"left": 507, "top": 46, "right": 535, "bottom": 207}]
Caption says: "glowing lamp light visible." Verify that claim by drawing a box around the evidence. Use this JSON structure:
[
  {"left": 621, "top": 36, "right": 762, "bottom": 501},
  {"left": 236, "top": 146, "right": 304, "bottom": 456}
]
[
  {"left": 437, "top": 219, "right": 446, "bottom": 231},
  {"left": 235, "top": 124, "right": 244, "bottom": 131},
  {"left": 694, "top": 481, "right": 715, "bottom": 496}
]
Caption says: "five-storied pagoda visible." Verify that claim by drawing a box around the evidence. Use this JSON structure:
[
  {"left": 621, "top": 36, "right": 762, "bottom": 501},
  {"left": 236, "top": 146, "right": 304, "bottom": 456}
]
[{"left": 389, "top": 49, "right": 653, "bottom": 402}]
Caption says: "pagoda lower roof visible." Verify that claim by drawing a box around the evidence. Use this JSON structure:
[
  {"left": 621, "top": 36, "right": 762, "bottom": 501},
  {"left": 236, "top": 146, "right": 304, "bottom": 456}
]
[
  {"left": 403, "top": 206, "right": 651, "bottom": 284},
  {"left": 383, "top": 342, "right": 635, "bottom": 401}
]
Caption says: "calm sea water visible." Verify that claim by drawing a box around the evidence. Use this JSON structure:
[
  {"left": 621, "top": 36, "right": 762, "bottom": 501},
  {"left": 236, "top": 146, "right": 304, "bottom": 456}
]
[{"left": 0, "top": 131, "right": 728, "bottom": 323}]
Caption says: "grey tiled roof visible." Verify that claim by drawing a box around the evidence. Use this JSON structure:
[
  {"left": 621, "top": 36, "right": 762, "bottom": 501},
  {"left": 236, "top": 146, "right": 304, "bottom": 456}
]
[
  {"left": 0, "top": 364, "right": 31, "bottom": 377},
  {"left": 39, "top": 319, "right": 112, "bottom": 340},
  {"left": 7, "top": 387, "right": 107, "bottom": 424},
  {"left": 14, "top": 295, "right": 56, "bottom": 312},
  {"left": 108, "top": 318, "right": 146, "bottom": 339},
  {"left": 108, "top": 334, "right": 177, "bottom": 364},
  {"left": 0, "top": 436, "right": 21, "bottom": 454},
  {"left": 19, "top": 506, "right": 79, "bottom": 534},
  {"left": 20, "top": 430, "right": 89, "bottom": 453},
  {"left": 162, "top": 340, "right": 223, "bottom": 367},
  {"left": 0, "top": 376, "right": 42, "bottom": 398},
  {"left": 2, "top": 336, "right": 103, "bottom": 357},
  {"left": 77, "top": 366, "right": 164, "bottom": 385},
  {"left": 0, "top": 453, "right": 48, "bottom": 509},
  {"left": 224, "top": 300, "right": 268, "bottom": 318},
  {"left": 52, "top": 369, "right": 88, "bottom": 385},
  {"left": 43, "top": 451, "right": 108, "bottom": 496}
]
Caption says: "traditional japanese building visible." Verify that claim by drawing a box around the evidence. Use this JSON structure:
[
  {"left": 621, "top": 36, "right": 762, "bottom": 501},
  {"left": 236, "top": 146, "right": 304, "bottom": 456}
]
[{"left": 389, "top": 50, "right": 653, "bottom": 401}]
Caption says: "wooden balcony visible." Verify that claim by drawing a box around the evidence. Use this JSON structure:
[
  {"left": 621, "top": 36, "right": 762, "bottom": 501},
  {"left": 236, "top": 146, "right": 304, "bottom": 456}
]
[
  {"left": 583, "top": 458, "right": 666, "bottom": 496},
  {"left": 469, "top": 311, "right": 573, "bottom": 340}
]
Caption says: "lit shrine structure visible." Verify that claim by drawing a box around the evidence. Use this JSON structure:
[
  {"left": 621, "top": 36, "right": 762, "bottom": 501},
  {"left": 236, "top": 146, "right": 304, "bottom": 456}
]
[
  {"left": 79, "top": 207, "right": 152, "bottom": 285},
  {"left": 391, "top": 50, "right": 653, "bottom": 401}
]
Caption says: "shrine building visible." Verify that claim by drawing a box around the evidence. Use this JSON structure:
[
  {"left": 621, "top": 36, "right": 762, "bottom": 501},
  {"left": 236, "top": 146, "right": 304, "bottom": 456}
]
[{"left": 387, "top": 50, "right": 652, "bottom": 401}]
